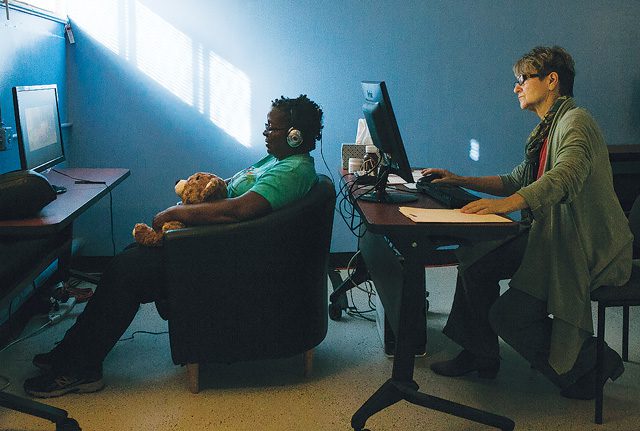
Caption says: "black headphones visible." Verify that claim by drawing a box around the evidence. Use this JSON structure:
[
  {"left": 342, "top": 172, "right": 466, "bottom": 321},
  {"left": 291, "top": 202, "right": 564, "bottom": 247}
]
[{"left": 287, "top": 107, "right": 304, "bottom": 148}]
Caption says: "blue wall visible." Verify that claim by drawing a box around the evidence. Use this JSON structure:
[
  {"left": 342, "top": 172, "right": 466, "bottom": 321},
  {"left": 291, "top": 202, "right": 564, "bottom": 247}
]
[
  {"left": 3, "top": 1, "right": 640, "bottom": 255},
  {"left": 0, "top": 9, "right": 67, "bottom": 174}
]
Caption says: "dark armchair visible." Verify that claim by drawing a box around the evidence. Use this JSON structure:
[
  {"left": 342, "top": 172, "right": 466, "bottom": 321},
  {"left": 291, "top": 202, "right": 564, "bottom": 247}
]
[{"left": 162, "top": 174, "right": 335, "bottom": 393}]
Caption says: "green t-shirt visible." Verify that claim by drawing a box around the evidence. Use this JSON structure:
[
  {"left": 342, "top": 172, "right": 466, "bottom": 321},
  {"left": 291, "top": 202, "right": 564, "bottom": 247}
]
[{"left": 226, "top": 154, "right": 317, "bottom": 210}]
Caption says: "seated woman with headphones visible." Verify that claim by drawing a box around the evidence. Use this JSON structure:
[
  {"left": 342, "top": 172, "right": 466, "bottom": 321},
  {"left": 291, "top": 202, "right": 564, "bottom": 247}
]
[
  {"left": 155, "top": 94, "right": 323, "bottom": 226},
  {"left": 23, "top": 95, "right": 324, "bottom": 398}
]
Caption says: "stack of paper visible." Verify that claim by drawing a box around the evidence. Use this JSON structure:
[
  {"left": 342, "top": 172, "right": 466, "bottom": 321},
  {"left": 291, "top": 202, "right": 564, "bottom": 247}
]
[{"left": 398, "top": 207, "right": 511, "bottom": 223}]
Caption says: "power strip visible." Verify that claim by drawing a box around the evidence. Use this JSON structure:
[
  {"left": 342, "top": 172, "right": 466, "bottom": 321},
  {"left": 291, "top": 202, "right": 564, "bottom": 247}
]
[{"left": 48, "top": 296, "right": 77, "bottom": 323}]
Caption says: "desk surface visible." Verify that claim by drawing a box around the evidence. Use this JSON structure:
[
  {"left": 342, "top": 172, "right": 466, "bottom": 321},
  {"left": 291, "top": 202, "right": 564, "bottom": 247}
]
[
  {"left": 346, "top": 174, "right": 520, "bottom": 241},
  {"left": 0, "top": 168, "right": 130, "bottom": 237},
  {"left": 608, "top": 144, "right": 640, "bottom": 162}
]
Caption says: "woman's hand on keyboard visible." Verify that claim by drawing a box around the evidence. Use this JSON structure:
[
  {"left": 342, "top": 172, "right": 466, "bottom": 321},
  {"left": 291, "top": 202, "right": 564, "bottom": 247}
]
[{"left": 420, "top": 168, "right": 460, "bottom": 184}]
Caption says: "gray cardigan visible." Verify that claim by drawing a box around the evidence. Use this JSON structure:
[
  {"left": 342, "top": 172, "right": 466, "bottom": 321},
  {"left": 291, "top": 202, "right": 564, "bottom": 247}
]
[{"left": 500, "top": 97, "right": 633, "bottom": 373}]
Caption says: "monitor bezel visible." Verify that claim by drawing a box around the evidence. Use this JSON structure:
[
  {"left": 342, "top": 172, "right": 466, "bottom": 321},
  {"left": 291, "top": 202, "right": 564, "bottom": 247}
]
[
  {"left": 12, "top": 84, "right": 66, "bottom": 173},
  {"left": 361, "top": 80, "right": 414, "bottom": 184}
]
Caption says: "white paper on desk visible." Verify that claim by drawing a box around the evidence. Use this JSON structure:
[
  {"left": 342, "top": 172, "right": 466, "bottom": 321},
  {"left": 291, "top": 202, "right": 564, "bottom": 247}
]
[
  {"left": 398, "top": 207, "right": 512, "bottom": 223},
  {"left": 387, "top": 170, "right": 423, "bottom": 186}
]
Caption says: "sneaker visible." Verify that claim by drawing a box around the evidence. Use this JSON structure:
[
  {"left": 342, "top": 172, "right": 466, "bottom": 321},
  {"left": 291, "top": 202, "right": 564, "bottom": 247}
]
[{"left": 24, "top": 371, "right": 104, "bottom": 398}]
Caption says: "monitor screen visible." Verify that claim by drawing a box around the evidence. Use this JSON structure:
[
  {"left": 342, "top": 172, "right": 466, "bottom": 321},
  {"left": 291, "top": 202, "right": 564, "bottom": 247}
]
[
  {"left": 12, "top": 84, "right": 65, "bottom": 173},
  {"left": 360, "top": 81, "right": 417, "bottom": 203}
]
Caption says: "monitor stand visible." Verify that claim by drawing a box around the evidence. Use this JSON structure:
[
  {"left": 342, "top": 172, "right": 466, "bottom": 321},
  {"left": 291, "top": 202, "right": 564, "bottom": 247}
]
[{"left": 358, "top": 169, "right": 417, "bottom": 204}]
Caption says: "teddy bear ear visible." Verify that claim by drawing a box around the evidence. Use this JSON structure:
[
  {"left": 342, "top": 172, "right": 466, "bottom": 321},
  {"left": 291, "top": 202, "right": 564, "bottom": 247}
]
[
  {"left": 202, "top": 178, "right": 227, "bottom": 200},
  {"left": 175, "top": 179, "right": 187, "bottom": 196},
  {"left": 202, "top": 180, "right": 217, "bottom": 197}
]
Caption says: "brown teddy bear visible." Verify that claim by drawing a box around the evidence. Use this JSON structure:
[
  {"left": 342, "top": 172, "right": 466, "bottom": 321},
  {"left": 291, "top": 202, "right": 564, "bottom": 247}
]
[{"left": 132, "top": 172, "right": 227, "bottom": 247}]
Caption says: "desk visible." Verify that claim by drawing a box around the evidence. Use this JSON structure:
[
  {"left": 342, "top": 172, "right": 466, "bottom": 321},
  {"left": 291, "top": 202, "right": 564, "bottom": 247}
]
[
  {"left": 0, "top": 168, "right": 129, "bottom": 295},
  {"left": 0, "top": 168, "right": 130, "bottom": 237},
  {"left": 608, "top": 144, "right": 640, "bottom": 213},
  {"left": 0, "top": 167, "right": 129, "bottom": 431},
  {"left": 344, "top": 176, "right": 520, "bottom": 430}
]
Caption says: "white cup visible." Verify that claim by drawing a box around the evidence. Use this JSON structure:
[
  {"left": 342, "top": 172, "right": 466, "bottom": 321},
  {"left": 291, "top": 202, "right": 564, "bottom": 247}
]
[{"left": 348, "top": 157, "right": 364, "bottom": 173}]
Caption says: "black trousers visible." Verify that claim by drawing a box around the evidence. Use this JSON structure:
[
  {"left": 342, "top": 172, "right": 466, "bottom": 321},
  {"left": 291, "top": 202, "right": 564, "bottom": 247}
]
[
  {"left": 442, "top": 232, "right": 528, "bottom": 360},
  {"left": 52, "top": 243, "right": 165, "bottom": 373},
  {"left": 443, "top": 231, "right": 601, "bottom": 388}
]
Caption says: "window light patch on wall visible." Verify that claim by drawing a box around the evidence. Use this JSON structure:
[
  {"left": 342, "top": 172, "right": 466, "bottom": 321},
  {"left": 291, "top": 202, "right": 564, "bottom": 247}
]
[
  {"left": 68, "top": 0, "right": 119, "bottom": 55},
  {"left": 208, "top": 52, "right": 251, "bottom": 148},
  {"left": 469, "top": 138, "right": 480, "bottom": 161},
  {"left": 67, "top": 0, "right": 252, "bottom": 148},
  {"left": 135, "top": 1, "right": 194, "bottom": 109}
]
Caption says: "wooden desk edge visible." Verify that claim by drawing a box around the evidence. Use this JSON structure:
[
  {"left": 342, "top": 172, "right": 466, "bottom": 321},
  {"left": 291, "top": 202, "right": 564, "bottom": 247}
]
[{"left": 0, "top": 168, "right": 130, "bottom": 236}]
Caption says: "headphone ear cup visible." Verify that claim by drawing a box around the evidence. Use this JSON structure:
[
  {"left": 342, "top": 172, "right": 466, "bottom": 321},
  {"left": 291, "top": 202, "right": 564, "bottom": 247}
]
[{"left": 287, "top": 128, "right": 303, "bottom": 148}]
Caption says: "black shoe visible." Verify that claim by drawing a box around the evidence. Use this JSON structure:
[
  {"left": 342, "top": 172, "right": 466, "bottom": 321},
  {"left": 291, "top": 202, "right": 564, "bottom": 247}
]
[
  {"left": 24, "top": 371, "right": 104, "bottom": 398},
  {"left": 430, "top": 350, "right": 500, "bottom": 379},
  {"left": 560, "top": 348, "right": 624, "bottom": 400}
]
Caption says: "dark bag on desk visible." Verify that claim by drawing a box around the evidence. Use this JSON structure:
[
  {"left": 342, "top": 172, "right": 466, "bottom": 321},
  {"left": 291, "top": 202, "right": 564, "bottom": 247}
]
[{"left": 0, "top": 170, "right": 56, "bottom": 220}]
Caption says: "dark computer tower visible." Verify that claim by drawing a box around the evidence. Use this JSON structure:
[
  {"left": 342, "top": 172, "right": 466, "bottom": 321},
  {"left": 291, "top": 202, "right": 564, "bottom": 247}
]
[{"left": 375, "top": 293, "right": 427, "bottom": 357}]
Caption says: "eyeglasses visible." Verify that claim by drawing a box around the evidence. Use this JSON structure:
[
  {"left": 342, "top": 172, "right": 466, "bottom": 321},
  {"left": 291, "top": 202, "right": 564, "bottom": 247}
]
[
  {"left": 264, "top": 123, "right": 289, "bottom": 133},
  {"left": 514, "top": 73, "right": 541, "bottom": 87}
]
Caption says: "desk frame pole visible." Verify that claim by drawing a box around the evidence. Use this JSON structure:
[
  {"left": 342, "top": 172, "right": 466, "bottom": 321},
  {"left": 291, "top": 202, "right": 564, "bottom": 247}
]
[
  {"left": 351, "top": 233, "right": 514, "bottom": 431},
  {"left": 56, "top": 224, "right": 73, "bottom": 283}
]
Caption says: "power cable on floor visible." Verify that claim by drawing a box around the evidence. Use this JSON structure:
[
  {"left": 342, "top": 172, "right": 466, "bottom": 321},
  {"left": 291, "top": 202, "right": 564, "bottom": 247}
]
[{"left": 118, "top": 330, "right": 168, "bottom": 342}]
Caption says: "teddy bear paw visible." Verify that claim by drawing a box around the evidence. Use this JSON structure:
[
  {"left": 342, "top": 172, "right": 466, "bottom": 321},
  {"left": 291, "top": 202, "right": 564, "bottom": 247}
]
[{"left": 133, "top": 223, "right": 163, "bottom": 247}]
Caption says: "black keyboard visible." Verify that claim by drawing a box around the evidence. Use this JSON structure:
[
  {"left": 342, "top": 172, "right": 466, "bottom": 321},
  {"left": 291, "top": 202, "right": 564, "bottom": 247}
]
[{"left": 416, "top": 182, "right": 479, "bottom": 208}]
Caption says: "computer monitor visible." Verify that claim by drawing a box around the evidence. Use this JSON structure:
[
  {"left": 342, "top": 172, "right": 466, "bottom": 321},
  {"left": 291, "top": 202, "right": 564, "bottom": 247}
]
[
  {"left": 12, "top": 84, "right": 67, "bottom": 193},
  {"left": 359, "top": 80, "right": 417, "bottom": 203}
]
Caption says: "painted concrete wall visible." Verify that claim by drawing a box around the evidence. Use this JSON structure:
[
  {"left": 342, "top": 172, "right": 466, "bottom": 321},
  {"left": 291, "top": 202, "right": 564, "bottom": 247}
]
[
  {"left": 2, "top": 1, "right": 639, "bottom": 255},
  {"left": 0, "top": 9, "right": 67, "bottom": 174}
]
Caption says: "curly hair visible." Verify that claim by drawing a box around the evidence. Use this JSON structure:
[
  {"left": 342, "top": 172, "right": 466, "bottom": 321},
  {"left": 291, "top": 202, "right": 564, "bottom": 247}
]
[
  {"left": 271, "top": 95, "right": 324, "bottom": 150},
  {"left": 513, "top": 46, "right": 575, "bottom": 97}
]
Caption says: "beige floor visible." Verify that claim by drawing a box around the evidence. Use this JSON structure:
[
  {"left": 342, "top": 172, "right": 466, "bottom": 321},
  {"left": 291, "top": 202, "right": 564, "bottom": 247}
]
[{"left": 0, "top": 266, "right": 638, "bottom": 431}]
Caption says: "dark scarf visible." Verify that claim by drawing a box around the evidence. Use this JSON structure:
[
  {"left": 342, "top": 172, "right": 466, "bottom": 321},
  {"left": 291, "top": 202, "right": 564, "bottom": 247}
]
[
  {"left": 522, "top": 96, "right": 569, "bottom": 187},
  {"left": 519, "top": 96, "right": 568, "bottom": 224}
]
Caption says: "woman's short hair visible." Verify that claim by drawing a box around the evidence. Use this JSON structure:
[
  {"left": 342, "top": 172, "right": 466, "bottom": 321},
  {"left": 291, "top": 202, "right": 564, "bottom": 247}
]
[
  {"left": 271, "top": 95, "right": 324, "bottom": 150},
  {"left": 513, "top": 46, "right": 575, "bottom": 97}
]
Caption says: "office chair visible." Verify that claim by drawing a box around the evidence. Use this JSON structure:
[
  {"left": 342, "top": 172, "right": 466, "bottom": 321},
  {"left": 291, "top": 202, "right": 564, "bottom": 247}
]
[
  {"left": 0, "top": 235, "right": 82, "bottom": 430},
  {"left": 160, "top": 175, "right": 335, "bottom": 393},
  {"left": 590, "top": 194, "right": 640, "bottom": 424},
  {"left": 0, "top": 391, "right": 80, "bottom": 430}
]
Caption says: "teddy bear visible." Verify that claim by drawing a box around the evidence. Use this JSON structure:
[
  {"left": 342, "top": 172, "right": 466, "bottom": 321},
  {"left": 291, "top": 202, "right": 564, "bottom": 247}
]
[{"left": 132, "top": 172, "right": 227, "bottom": 247}]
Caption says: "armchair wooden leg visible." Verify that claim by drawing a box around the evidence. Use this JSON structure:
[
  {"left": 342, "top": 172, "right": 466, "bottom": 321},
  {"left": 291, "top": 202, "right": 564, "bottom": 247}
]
[
  {"left": 303, "top": 349, "right": 314, "bottom": 377},
  {"left": 622, "top": 305, "right": 629, "bottom": 362},
  {"left": 187, "top": 363, "right": 199, "bottom": 394},
  {"left": 595, "top": 304, "right": 605, "bottom": 424}
]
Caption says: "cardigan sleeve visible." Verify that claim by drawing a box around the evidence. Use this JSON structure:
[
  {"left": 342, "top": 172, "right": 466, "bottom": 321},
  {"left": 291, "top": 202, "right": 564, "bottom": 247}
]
[
  {"left": 499, "top": 160, "right": 527, "bottom": 195},
  {"left": 515, "top": 110, "right": 595, "bottom": 220}
]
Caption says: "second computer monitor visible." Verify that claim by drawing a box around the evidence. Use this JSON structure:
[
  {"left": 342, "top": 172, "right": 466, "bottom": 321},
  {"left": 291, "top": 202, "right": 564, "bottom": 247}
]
[{"left": 12, "top": 84, "right": 65, "bottom": 173}]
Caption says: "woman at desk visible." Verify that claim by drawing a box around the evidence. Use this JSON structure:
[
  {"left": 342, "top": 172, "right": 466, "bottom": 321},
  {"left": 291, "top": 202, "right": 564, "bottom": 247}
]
[
  {"left": 23, "top": 95, "right": 324, "bottom": 397},
  {"left": 423, "top": 46, "right": 633, "bottom": 399}
]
